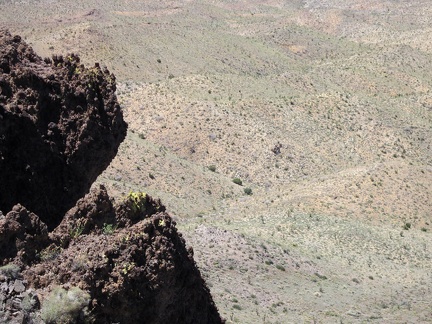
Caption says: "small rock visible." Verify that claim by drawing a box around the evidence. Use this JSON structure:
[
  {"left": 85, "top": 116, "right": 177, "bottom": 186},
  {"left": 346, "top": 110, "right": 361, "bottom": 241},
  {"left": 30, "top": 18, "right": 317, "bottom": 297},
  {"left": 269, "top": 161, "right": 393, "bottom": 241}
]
[
  {"left": 33, "top": 265, "right": 45, "bottom": 276},
  {"left": 13, "top": 280, "right": 25, "bottom": 293},
  {"left": 1, "top": 282, "right": 8, "bottom": 291}
]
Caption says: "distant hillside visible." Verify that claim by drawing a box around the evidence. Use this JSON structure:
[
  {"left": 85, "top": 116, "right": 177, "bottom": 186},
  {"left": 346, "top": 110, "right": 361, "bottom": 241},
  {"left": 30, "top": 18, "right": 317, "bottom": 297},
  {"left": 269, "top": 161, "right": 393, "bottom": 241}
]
[{"left": 1, "top": 0, "right": 431, "bottom": 322}]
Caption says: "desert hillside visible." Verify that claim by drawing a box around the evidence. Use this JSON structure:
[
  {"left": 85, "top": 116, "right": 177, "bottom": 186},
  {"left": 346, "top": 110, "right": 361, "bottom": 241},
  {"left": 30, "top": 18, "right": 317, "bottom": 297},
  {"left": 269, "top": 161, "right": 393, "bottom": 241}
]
[{"left": 1, "top": 0, "right": 431, "bottom": 322}]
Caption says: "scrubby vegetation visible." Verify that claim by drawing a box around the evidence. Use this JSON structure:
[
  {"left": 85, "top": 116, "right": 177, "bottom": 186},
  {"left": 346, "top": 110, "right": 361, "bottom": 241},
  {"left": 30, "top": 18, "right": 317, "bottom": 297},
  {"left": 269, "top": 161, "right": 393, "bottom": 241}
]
[{"left": 40, "top": 287, "right": 90, "bottom": 324}]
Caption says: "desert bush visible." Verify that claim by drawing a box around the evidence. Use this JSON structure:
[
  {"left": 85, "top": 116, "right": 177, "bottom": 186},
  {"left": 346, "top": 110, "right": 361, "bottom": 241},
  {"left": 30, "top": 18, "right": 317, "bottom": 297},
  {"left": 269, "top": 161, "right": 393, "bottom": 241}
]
[
  {"left": 232, "top": 178, "right": 242, "bottom": 186},
  {"left": 403, "top": 222, "right": 411, "bottom": 230},
  {"left": 126, "top": 191, "right": 147, "bottom": 213},
  {"left": 41, "top": 286, "right": 90, "bottom": 323},
  {"left": 232, "top": 304, "right": 242, "bottom": 310},
  {"left": 276, "top": 264, "right": 286, "bottom": 271},
  {"left": 39, "top": 245, "right": 62, "bottom": 262},
  {"left": 102, "top": 223, "right": 116, "bottom": 235},
  {"left": 69, "top": 223, "right": 84, "bottom": 239},
  {"left": 22, "top": 292, "right": 39, "bottom": 312},
  {"left": 208, "top": 165, "right": 216, "bottom": 172},
  {"left": 244, "top": 187, "right": 252, "bottom": 195},
  {"left": 0, "top": 263, "right": 20, "bottom": 279}
]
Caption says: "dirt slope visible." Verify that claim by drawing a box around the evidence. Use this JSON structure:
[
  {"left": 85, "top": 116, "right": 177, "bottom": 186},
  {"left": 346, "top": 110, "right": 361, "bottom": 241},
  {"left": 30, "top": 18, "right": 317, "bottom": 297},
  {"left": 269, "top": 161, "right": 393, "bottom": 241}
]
[{"left": 0, "top": 0, "right": 431, "bottom": 322}]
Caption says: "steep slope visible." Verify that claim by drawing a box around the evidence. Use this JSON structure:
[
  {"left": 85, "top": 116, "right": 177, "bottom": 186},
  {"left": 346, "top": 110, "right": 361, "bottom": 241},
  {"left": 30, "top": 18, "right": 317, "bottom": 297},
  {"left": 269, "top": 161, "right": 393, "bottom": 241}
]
[{"left": 1, "top": 0, "right": 431, "bottom": 322}]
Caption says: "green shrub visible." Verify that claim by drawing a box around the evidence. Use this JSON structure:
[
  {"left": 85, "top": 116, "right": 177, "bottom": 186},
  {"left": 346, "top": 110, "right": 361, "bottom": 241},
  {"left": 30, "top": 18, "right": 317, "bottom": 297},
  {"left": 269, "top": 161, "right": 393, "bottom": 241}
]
[
  {"left": 232, "top": 178, "right": 242, "bottom": 186},
  {"left": 126, "top": 191, "right": 147, "bottom": 213},
  {"left": 39, "top": 245, "right": 62, "bottom": 262},
  {"left": 22, "top": 292, "right": 39, "bottom": 312},
  {"left": 208, "top": 165, "right": 216, "bottom": 172},
  {"left": 69, "top": 224, "right": 84, "bottom": 239},
  {"left": 232, "top": 304, "right": 242, "bottom": 310},
  {"left": 41, "top": 287, "right": 90, "bottom": 323},
  {"left": 0, "top": 263, "right": 20, "bottom": 279},
  {"left": 276, "top": 264, "right": 286, "bottom": 271},
  {"left": 102, "top": 223, "right": 116, "bottom": 235},
  {"left": 403, "top": 222, "right": 411, "bottom": 230},
  {"left": 244, "top": 187, "right": 252, "bottom": 195}
]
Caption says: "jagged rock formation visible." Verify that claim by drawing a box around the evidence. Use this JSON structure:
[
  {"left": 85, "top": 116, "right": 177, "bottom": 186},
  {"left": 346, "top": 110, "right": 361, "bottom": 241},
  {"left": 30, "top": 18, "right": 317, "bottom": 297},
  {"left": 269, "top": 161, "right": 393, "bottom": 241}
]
[
  {"left": 0, "top": 30, "right": 223, "bottom": 323},
  {"left": 0, "top": 29, "right": 127, "bottom": 229},
  {"left": 0, "top": 204, "right": 49, "bottom": 265}
]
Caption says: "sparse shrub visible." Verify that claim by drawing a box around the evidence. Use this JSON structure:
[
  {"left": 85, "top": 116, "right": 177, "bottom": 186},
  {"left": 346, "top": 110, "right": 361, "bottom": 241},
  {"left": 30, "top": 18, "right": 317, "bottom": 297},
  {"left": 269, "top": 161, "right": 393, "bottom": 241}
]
[
  {"left": 244, "top": 187, "right": 252, "bottom": 195},
  {"left": 69, "top": 223, "right": 85, "bottom": 239},
  {"left": 232, "top": 304, "right": 242, "bottom": 310},
  {"left": 40, "top": 245, "right": 62, "bottom": 262},
  {"left": 22, "top": 291, "right": 39, "bottom": 312},
  {"left": 314, "top": 272, "right": 327, "bottom": 280},
  {"left": 208, "top": 165, "right": 216, "bottom": 172},
  {"left": 0, "top": 263, "right": 20, "bottom": 279},
  {"left": 403, "top": 222, "right": 411, "bottom": 230},
  {"left": 138, "top": 133, "right": 145, "bottom": 139},
  {"left": 126, "top": 191, "right": 147, "bottom": 213},
  {"left": 121, "top": 262, "right": 136, "bottom": 275},
  {"left": 275, "top": 264, "right": 286, "bottom": 271},
  {"left": 71, "top": 255, "right": 88, "bottom": 272},
  {"left": 102, "top": 223, "right": 116, "bottom": 235},
  {"left": 41, "top": 286, "right": 90, "bottom": 324},
  {"left": 232, "top": 178, "right": 242, "bottom": 186},
  {"left": 421, "top": 227, "right": 427, "bottom": 232}
]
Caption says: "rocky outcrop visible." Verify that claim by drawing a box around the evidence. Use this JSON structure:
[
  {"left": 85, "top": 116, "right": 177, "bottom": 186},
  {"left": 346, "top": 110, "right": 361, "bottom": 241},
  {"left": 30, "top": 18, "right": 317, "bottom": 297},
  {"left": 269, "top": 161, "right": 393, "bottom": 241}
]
[
  {"left": 0, "top": 204, "right": 49, "bottom": 265},
  {"left": 22, "top": 186, "right": 221, "bottom": 323},
  {"left": 0, "top": 29, "right": 127, "bottom": 229},
  {"left": 0, "top": 31, "right": 223, "bottom": 323}
]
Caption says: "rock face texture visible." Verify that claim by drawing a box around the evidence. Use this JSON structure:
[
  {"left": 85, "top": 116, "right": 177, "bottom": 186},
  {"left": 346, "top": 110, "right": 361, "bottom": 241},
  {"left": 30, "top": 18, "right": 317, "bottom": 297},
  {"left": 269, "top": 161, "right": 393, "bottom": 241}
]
[
  {"left": 22, "top": 186, "right": 222, "bottom": 324},
  {"left": 0, "top": 30, "right": 127, "bottom": 229},
  {"left": 0, "top": 30, "right": 222, "bottom": 323}
]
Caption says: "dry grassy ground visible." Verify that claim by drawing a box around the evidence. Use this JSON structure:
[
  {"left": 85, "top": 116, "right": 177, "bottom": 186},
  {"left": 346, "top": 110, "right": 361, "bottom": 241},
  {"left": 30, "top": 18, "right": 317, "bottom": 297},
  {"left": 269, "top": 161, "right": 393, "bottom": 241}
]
[{"left": 1, "top": 0, "right": 431, "bottom": 322}]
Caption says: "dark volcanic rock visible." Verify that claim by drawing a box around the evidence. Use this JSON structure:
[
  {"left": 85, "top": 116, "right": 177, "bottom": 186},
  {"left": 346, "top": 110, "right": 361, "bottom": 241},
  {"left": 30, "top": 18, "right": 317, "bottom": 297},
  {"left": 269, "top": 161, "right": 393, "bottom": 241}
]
[
  {"left": 0, "top": 30, "right": 127, "bottom": 229},
  {"left": 24, "top": 186, "right": 222, "bottom": 323},
  {"left": 0, "top": 204, "right": 49, "bottom": 265}
]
